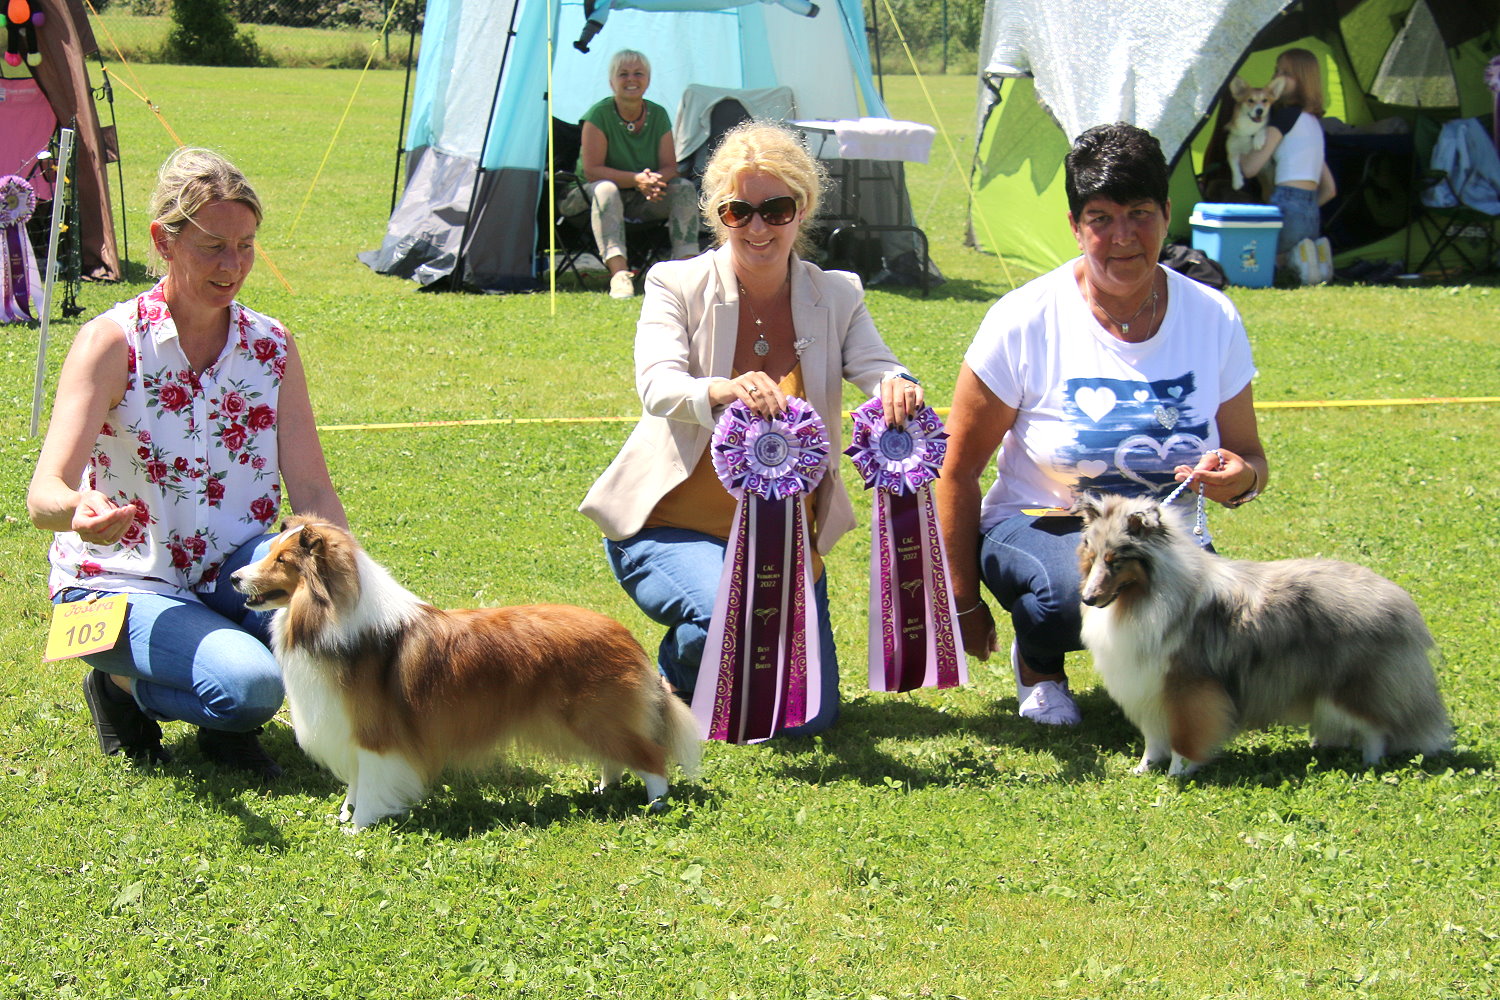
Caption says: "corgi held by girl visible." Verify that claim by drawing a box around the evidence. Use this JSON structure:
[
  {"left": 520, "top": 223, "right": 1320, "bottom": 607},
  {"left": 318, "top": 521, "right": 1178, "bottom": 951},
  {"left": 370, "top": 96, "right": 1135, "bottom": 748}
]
[
  {"left": 1225, "top": 75, "right": 1285, "bottom": 191},
  {"left": 231, "top": 518, "right": 700, "bottom": 830},
  {"left": 1076, "top": 494, "right": 1450, "bottom": 776}
]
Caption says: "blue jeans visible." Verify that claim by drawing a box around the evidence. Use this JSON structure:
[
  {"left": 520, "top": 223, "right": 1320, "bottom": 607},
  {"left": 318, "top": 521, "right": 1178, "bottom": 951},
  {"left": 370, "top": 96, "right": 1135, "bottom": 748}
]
[
  {"left": 54, "top": 534, "right": 282, "bottom": 731},
  {"left": 604, "top": 527, "right": 839, "bottom": 736},
  {"left": 1271, "top": 184, "right": 1320, "bottom": 255},
  {"left": 978, "top": 513, "right": 1087, "bottom": 678}
]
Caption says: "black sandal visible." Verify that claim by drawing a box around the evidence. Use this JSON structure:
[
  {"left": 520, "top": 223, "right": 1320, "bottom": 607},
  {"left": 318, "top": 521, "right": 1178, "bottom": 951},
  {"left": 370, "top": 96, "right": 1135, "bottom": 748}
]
[
  {"left": 196, "top": 726, "right": 283, "bottom": 781},
  {"left": 82, "top": 670, "right": 171, "bottom": 764}
]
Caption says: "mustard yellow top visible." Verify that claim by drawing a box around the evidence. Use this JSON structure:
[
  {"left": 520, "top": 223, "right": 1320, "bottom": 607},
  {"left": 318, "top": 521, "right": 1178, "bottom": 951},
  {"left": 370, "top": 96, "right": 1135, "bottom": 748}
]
[{"left": 645, "top": 365, "right": 822, "bottom": 576}]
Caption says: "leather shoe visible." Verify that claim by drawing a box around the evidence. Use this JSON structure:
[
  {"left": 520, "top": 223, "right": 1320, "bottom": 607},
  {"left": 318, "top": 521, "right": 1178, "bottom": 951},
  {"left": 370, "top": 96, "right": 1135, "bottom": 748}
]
[
  {"left": 82, "top": 670, "right": 171, "bottom": 764},
  {"left": 197, "top": 726, "right": 283, "bottom": 781}
]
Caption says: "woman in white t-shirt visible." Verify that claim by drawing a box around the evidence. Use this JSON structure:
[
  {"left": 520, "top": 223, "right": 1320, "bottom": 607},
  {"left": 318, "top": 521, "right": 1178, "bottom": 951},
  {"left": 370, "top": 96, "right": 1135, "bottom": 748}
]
[
  {"left": 1238, "top": 48, "right": 1337, "bottom": 283},
  {"left": 935, "top": 123, "right": 1269, "bottom": 727}
]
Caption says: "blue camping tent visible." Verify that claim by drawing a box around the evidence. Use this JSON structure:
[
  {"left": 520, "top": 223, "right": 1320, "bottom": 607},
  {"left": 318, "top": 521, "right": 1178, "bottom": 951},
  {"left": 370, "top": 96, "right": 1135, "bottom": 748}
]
[{"left": 361, "top": 0, "right": 893, "bottom": 291}]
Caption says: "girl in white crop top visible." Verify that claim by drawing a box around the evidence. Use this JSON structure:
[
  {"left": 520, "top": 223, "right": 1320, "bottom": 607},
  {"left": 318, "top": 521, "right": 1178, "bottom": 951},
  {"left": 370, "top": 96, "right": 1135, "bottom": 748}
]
[{"left": 1237, "top": 48, "right": 1337, "bottom": 280}]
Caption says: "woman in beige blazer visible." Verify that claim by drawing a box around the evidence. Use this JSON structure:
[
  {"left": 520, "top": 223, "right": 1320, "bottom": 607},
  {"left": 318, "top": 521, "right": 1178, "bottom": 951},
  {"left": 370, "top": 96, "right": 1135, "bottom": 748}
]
[{"left": 580, "top": 121, "right": 923, "bottom": 736}]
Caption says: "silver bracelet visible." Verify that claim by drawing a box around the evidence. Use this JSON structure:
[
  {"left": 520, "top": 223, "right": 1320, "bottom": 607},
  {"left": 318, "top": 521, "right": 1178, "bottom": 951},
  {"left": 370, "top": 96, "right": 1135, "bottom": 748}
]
[{"left": 956, "top": 601, "right": 985, "bottom": 616}]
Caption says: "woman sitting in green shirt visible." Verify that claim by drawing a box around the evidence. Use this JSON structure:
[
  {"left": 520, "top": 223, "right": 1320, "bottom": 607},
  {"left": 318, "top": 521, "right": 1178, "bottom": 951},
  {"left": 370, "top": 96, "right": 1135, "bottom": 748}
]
[{"left": 562, "top": 49, "right": 701, "bottom": 299}]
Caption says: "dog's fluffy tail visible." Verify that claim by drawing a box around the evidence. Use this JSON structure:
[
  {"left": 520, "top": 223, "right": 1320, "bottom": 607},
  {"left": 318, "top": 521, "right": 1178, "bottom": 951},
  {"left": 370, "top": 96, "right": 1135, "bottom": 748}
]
[{"left": 657, "top": 682, "right": 702, "bottom": 780}]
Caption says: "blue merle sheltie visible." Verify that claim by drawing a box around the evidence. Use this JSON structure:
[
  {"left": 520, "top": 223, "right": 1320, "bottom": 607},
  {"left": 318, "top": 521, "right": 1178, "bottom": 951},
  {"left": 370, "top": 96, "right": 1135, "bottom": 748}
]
[{"left": 1076, "top": 494, "right": 1451, "bottom": 775}]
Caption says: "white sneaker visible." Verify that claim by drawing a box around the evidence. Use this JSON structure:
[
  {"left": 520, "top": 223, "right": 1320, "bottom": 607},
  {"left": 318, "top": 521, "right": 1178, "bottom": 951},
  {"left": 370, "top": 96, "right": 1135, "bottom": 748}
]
[
  {"left": 1293, "top": 238, "right": 1319, "bottom": 286},
  {"left": 1012, "top": 641, "right": 1081, "bottom": 726},
  {"left": 609, "top": 270, "right": 635, "bottom": 299},
  {"left": 1314, "top": 237, "right": 1334, "bottom": 284},
  {"left": 1019, "top": 681, "right": 1083, "bottom": 725}
]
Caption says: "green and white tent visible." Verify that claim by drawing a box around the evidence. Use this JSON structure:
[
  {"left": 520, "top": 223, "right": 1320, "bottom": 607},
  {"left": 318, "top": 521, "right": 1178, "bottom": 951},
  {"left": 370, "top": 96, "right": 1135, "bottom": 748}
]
[{"left": 969, "top": 0, "right": 1500, "bottom": 276}]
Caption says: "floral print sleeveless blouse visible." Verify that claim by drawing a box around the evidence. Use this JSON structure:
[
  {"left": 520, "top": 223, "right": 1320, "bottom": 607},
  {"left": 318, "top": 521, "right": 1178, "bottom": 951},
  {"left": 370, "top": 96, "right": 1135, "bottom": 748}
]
[{"left": 49, "top": 281, "right": 286, "bottom": 598}]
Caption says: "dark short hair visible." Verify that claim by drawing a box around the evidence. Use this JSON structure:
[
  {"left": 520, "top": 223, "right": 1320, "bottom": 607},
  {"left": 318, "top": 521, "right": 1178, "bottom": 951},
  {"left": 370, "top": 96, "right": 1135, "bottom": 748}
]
[{"left": 1064, "top": 123, "right": 1170, "bottom": 218}]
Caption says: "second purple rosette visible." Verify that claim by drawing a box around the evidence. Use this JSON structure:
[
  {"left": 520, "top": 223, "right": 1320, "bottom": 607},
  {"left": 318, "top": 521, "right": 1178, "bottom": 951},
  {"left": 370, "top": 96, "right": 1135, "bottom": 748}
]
[
  {"left": 845, "top": 397, "right": 948, "bottom": 496},
  {"left": 846, "top": 397, "right": 966, "bottom": 694},
  {"left": 693, "top": 396, "right": 829, "bottom": 743}
]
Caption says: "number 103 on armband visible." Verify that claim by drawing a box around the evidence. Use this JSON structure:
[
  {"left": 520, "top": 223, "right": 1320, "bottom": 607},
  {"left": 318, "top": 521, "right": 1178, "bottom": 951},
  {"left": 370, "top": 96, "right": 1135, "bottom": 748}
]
[{"left": 44, "top": 595, "right": 128, "bottom": 662}]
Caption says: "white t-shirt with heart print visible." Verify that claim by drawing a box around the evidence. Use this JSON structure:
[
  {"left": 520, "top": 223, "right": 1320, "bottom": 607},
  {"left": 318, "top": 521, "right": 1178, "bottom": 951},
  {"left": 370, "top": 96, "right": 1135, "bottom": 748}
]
[{"left": 965, "top": 260, "right": 1256, "bottom": 530}]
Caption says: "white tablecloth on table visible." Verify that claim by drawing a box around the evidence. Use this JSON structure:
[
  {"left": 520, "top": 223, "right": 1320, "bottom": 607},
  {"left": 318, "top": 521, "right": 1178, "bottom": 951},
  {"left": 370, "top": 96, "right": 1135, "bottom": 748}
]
[{"left": 794, "top": 118, "right": 935, "bottom": 163}]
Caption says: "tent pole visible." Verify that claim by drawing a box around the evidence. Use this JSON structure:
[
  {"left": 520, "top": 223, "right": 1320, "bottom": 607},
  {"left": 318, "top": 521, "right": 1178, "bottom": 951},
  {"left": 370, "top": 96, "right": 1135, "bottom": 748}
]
[
  {"left": 941, "top": 0, "right": 947, "bottom": 75},
  {"left": 391, "top": 0, "right": 422, "bottom": 216},
  {"left": 96, "top": 60, "right": 128, "bottom": 274},
  {"left": 452, "top": 0, "right": 523, "bottom": 289},
  {"left": 868, "top": 0, "right": 884, "bottom": 100},
  {"left": 547, "top": 0, "right": 556, "bottom": 314}
]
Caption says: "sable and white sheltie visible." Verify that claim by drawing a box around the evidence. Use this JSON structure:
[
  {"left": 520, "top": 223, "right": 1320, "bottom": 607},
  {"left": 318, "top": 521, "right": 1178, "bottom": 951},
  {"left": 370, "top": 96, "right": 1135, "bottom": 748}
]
[
  {"left": 1076, "top": 495, "right": 1451, "bottom": 776},
  {"left": 231, "top": 518, "right": 700, "bottom": 829}
]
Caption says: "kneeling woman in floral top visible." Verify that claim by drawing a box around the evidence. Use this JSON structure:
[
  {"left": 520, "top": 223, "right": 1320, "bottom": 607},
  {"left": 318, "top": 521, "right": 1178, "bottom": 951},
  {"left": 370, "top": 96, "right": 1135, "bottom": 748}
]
[{"left": 27, "top": 148, "right": 347, "bottom": 778}]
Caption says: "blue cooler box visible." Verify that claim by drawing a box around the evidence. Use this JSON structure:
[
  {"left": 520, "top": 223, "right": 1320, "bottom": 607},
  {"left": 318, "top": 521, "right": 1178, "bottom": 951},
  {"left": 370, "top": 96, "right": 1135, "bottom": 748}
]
[{"left": 1189, "top": 203, "right": 1283, "bottom": 287}]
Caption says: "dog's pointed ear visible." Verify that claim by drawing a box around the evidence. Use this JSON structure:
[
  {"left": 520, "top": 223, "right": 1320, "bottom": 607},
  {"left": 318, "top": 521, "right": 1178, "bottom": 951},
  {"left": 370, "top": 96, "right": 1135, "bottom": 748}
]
[
  {"left": 298, "top": 524, "right": 326, "bottom": 554},
  {"left": 1266, "top": 75, "right": 1286, "bottom": 101},
  {"left": 1071, "top": 493, "right": 1104, "bottom": 524},
  {"left": 1229, "top": 75, "right": 1249, "bottom": 102},
  {"left": 1126, "top": 504, "right": 1163, "bottom": 537}
]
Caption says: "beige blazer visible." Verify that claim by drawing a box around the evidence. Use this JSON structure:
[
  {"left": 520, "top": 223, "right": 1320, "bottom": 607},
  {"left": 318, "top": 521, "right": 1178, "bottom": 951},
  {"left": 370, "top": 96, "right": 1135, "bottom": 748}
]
[{"left": 580, "top": 246, "right": 909, "bottom": 554}]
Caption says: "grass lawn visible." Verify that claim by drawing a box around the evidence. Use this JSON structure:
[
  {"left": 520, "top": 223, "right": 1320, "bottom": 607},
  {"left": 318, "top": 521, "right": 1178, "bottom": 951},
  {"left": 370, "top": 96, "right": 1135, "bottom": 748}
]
[{"left": 1, "top": 62, "right": 1497, "bottom": 999}]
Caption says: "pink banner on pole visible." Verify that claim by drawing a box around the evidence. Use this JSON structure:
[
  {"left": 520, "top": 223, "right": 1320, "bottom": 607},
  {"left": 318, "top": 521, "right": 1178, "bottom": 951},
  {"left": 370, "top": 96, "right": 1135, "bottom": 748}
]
[{"left": 692, "top": 397, "right": 828, "bottom": 744}]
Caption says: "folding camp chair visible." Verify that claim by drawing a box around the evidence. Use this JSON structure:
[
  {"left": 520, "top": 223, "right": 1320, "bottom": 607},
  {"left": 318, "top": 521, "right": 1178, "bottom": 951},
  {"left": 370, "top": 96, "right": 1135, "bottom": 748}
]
[
  {"left": 543, "top": 118, "right": 674, "bottom": 289},
  {"left": 1408, "top": 115, "right": 1500, "bottom": 279},
  {"left": 678, "top": 98, "right": 751, "bottom": 182}
]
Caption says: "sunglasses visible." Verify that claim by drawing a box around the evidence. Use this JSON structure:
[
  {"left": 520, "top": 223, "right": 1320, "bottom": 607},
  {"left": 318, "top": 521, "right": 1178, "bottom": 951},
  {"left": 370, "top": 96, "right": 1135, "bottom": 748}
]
[{"left": 717, "top": 196, "right": 799, "bottom": 228}]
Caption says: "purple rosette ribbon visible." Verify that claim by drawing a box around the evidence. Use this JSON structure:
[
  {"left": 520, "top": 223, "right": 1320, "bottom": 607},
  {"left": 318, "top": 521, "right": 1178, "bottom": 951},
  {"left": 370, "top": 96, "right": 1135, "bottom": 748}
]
[
  {"left": 1, "top": 175, "right": 40, "bottom": 324},
  {"left": 691, "top": 396, "right": 828, "bottom": 743},
  {"left": 846, "top": 397, "right": 967, "bottom": 694}
]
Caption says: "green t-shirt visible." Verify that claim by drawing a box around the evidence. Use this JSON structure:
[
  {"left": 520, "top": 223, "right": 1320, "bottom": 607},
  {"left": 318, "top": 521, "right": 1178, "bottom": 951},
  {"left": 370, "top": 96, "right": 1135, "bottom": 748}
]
[{"left": 576, "top": 97, "right": 673, "bottom": 179}]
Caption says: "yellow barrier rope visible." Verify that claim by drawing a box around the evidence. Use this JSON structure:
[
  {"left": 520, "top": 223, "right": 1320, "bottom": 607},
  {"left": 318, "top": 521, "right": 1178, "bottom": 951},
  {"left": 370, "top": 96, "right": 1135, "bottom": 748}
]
[
  {"left": 875, "top": 0, "right": 1013, "bottom": 288},
  {"left": 288, "top": 0, "right": 408, "bottom": 238},
  {"left": 318, "top": 396, "right": 1500, "bottom": 433},
  {"left": 82, "top": 0, "right": 183, "bottom": 145},
  {"left": 1254, "top": 396, "right": 1500, "bottom": 410}
]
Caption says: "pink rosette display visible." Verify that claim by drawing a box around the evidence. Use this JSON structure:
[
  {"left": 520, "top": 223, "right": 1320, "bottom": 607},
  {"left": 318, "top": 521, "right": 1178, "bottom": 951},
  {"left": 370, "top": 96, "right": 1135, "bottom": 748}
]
[
  {"left": 1, "top": 175, "right": 41, "bottom": 323},
  {"left": 846, "top": 398, "right": 966, "bottom": 694},
  {"left": 692, "top": 396, "right": 828, "bottom": 744}
]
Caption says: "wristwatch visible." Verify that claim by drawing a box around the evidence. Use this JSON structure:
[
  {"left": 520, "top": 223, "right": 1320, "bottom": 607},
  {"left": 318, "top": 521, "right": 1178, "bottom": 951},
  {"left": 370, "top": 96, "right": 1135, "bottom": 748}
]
[{"left": 1222, "top": 465, "right": 1262, "bottom": 508}]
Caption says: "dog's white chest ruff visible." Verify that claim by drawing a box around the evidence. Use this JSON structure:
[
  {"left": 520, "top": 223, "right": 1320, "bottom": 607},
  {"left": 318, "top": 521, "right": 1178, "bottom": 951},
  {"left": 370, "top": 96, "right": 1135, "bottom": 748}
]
[
  {"left": 279, "top": 650, "right": 358, "bottom": 782},
  {"left": 1082, "top": 606, "right": 1171, "bottom": 718}
]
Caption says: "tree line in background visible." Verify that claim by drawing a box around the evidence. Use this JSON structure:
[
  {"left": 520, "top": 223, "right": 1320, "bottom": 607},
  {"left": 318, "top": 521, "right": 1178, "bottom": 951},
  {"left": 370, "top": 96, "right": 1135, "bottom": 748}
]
[
  {"left": 93, "top": 0, "right": 984, "bottom": 70},
  {"left": 102, "top": 0, "right": 391, "bottom": 29},
  {"left": 869, "top": 0, "right": 984, "bottom": 71}
]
